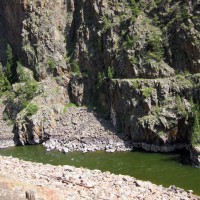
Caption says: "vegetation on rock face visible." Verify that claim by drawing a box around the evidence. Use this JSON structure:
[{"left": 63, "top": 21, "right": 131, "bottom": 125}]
[
  {"left": 25, "top": 103, "right": 39, "bottom": 117},
  {"left": 71, "top": 60, "right": 81, "bottom": 75},
  {"left": 48, "top": 59, "right": 57, "bottom": 72},
  {"left": 0, "top": 68, "right": 11, "bottom": 97},
  {"left": 101, "top": 15, "right": 113, "bottom": 33},
  {"left": 107, "top": 66, "right": 115, "bottom": 80},
  {"left": 128, "top": 0, "right": 140, "bottom": 22},
  {"left": 146, "top": 32, "right": 164, "bottom": 62},
  {"left": 176, "top": 95, "right": 187, "bottom": 118},
  {"left": 191, "top": 103, "right": 200, "bottom": 146},
  {"left": 3, "top": 60, "right": 40, "bottom": 121},
  {"left": 5, "top": 44, "right": 14, "bottom": 84},
  {"left": 141, "top": 87, "right": 154, "bottom": 98}
]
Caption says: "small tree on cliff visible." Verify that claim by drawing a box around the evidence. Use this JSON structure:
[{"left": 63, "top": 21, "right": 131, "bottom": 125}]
[{"left": 6, "top": 44, "right": 14, "bottom": 83}]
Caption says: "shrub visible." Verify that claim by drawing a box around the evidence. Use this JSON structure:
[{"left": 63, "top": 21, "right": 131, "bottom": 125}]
[
  {"left": 107, "top": 66, "right": 114, "bottom": 79},
  {"left": 25, "top": 103, "right": 39, "bottom": 116},
  {"left": 147, "top": 33, "right": 164, "bottom": 61},
  {"left": 191, "top": 103, "right": 200, "bottom": 145},
  {"left": 132, "top": 80, "right": 138, "bottom": 89},
  {"left": 128, "top": 0, "right": 140, "bottom": 22},
  {"left": 176, "top": 95, "right": 187, "bottom": 117},
  {"left": 71, "top": 60, "right": 81, "bottom": 75},
  {"left": 101, "top": 15, "right": 112, "bottom": 32},
  {"left": 6, "top": 44, "right": 14, "bottom": 83},
  {"left": 0, "top": 70, "right": 11, "bottom": 97},
  {"left": 17, "top": 62, "right": 30, "bottom": 82},
  {"left": 97, "top": 71, "right": 106, "bottom": 88},
  {"left": 141, "top": 87, "right": 153, "bottom": 98},
  {"left": 129, "top": 56, "right": 138, "bottom": 65},
  {"left": 48, "top": 59, "right": 57, "bottom": 71}
]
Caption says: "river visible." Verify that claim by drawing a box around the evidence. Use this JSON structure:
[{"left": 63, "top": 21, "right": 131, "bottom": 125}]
[{"left": 0, "top": 145, "right": 200, "bottom": 195}]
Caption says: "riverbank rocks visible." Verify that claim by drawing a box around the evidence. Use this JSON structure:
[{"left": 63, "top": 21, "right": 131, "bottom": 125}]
[
  {"left": 43, "top": 107, "right": 133, "bottom": 153},
  {"left": 0, "top": 156, "right": 199, "bottom": 200},
  {"left": 0, "top": 98, "right": 14, "bottom": 148},
  {"left": 190, "top": 146, "right": 200, "bottom": 166}
]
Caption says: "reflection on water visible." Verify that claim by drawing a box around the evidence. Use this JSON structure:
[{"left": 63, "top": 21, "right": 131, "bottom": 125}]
[{"left": 0, "top": 145, "right": 200, "bottom": 195}]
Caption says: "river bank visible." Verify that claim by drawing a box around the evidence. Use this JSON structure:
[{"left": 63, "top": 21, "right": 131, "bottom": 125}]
[
  {"left": 43, "top": 107, "right": 133, "bottom": 153},
  {"left": 0, "top": 100, "right": 15, "bottom": 148},
  {"left": 0, "top": 155, "right": 199, "bottom": 200}
]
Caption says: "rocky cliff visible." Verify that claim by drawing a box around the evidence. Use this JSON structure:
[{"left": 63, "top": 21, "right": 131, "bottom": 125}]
[{"left": 0, "top": 0, "right": 200, "bottom": 165}]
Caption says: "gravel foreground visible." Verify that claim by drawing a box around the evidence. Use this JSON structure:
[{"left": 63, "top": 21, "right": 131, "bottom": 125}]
[{"left": 0, "top": 156, "right": 199, "bottom": 200}]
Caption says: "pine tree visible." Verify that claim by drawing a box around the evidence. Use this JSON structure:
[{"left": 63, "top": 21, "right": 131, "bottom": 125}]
[{"left": 6, "top": 44, "right": 14, "bottom": 83}]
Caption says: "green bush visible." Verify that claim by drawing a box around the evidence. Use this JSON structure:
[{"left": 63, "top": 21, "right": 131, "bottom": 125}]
[
  {"left": 176, "top": 95, "right": 187, "bottom": 117},
  {"left": 132, "top": 80, "right": 138, "bottom": 89},
  {"left": 97, "top": 71, "right": 106, "bottom": 89},
  {"left": 128, "top": 0, "right": 140, "bottom": 22},
  {"left": 129, "top": 56, "right": 138, "bottom": 65},
  {"left": 71, "top": 60, "right": 81, "bottom": 75},
  {"left": 101, "top": 15, "right": 112, "bottom": 32},
  {"left": 48, "top": 59, "right": 57, "bottom": 71},
  {"left": 147, "top": 33, "right": 164, "bottom": 61},
  {"left": 141, "top": 87, "right": 153, "bottom": 98},
  {"left": 0, "top": 70, "right": 11, "bottom": 97},
  {"left": 6, "top": 44, "right": 14, "bottom": 83},
  {"left": 25, "top": 103, "right": 39, "bottom": 116},
  {"left": 17, "top": 62, "right": 30, "bottom": 82},
  {"left": 191, "top": 104, "right": 200, "bottom": 145},
  {"left": 107, "top": 66, "right": 114, "bottom": 79}
]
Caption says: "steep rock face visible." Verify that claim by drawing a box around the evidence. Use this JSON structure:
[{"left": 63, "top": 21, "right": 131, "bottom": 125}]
[
  {"left": 99, "top": 76, "right": 199, "bottom": 149},
  {"left": 0, "top": 0, "right": 24, "bottom": 55},
  {"left": 159, "top": 0, "right": 200, "bottom": 73}
]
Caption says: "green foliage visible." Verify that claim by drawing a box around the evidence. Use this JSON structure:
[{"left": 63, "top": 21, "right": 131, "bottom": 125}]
[
  {"left": 181, "top": 5, "right": 190, "bottom": 20},
  {"left": 67, "top": 102, "right": 77, "bottom": 108},
  {"left": 154, "top": 105, "right": 162, "bottom": 116},
  {"left": 101, "top": 15, "right": 112, "bottom": 32},
  {"left": 6, "top": 44, "right": 14, "bottom": 83},
  {"left": 153, "top": 14, "right": 160, "bottom": 25},
  {"left": 6, "top": 80, "right": 39, "bottom": 114},
  {"left": 25, "top": 103, "right": 39, "bottom": 116},
  {"left": 17, "top": 62, "right": 30, "bottom": 82},
  {"left": 107, "top": 66, "right": 114, "bottom": 79},
  {"left": 128, "top": 0, "right": 140, "bottom": 22},
  {"left": 129, "top": 56, "right": 138, "bottom": 65},
  {"left": 191, "top": 104, "right": 200, "bottom": 145},
  {"left": 97, "top": 71, "right": 106, "bottom": 89},
  {"left": 123, "top": 36, "right": 138, "bottom": 49},
  {"left": 146, "top": 33, "right": 164, "bottom": 61},
  {"left": 0, "top": 69, "right": 11, "bottom": 97},
  {"left": 71, "top": 60, "right": 81, "bottom": 75},
  {"left": 154, "top": 0, "right": 162, "bottom": 6},
  {"left": 131, "top": 80, "right": 138, "bottom": 89},
  {"left": 63, "top": 102, "right": 78, "bottom": 114},
  {"left": 141, "top": 87, "right": 153, "bottom": 98},
  {"left": 48, "top": 59, "right": 57, "bottom": 71},
  {"left": 176, "top": 95, "right": 187, "bottom": 117}
]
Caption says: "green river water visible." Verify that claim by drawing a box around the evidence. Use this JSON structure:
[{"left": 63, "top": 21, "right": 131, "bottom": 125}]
[{"left": 0, "top": 145, "right": 200, "bottom": 195}]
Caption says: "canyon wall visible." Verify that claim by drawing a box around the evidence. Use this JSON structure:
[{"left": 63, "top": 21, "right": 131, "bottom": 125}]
[{"left": 0, "top": 0, "right": 200, "bottom": 164}]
